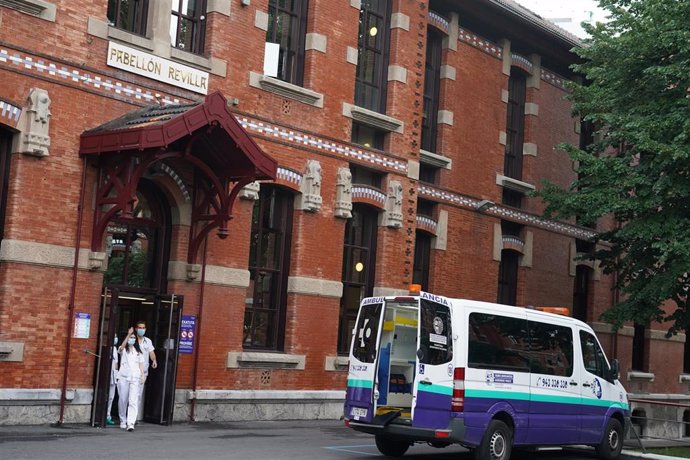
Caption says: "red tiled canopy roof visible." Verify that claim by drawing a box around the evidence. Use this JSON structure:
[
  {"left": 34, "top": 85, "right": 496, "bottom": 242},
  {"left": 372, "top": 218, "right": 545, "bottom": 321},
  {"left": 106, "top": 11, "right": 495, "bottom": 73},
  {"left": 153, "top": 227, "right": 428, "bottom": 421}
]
[{"left": 79, "top": 91, "right": 276, "bottom": 181}]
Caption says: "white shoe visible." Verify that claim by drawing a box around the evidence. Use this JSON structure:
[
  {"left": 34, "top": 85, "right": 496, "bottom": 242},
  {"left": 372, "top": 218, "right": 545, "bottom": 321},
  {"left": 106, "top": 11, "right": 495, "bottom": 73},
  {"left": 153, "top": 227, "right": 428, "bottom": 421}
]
[{"left": 127, "top": 425, "right": 134, "bottom": 432}]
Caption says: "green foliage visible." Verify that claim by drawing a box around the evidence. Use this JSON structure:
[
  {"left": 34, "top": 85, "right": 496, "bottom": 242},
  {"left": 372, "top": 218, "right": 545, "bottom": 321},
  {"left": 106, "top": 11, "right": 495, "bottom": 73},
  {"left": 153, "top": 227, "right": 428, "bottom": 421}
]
[{"left": 536, "top": 0, "right": 690, "bottom": 333}]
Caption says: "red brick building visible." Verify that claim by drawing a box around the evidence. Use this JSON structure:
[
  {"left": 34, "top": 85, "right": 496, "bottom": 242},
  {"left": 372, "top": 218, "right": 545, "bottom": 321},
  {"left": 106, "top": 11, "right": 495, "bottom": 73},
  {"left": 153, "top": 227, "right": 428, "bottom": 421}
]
[{"left": 0, "top": 0, "right": 686, "bottom": 431}]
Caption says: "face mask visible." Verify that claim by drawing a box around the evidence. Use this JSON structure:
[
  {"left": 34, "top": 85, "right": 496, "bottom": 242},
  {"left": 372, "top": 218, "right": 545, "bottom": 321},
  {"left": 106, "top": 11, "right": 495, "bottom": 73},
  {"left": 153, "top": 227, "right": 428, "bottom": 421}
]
[
  {"left": 127, "top": 338, "right": 136, "bottom": 346},
  {"left": 136, "top": 328, "right": 146, "bottom": 337},
  {"left": 113, "top": 336, "right": 118, "bottom": 345}
]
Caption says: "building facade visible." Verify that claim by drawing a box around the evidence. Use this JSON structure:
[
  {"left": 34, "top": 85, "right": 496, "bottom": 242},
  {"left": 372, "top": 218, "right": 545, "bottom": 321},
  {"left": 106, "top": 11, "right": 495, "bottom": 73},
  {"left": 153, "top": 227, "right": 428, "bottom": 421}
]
[{"left": 0, "top": 0, "right": 686, "bottom": 432}]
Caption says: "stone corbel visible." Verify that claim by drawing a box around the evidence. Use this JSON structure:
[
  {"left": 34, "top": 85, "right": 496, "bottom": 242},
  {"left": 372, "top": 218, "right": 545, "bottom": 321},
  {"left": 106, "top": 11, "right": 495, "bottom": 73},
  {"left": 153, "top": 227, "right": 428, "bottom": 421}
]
[
  {"left": 382, "top": 180, "right": 403, "bottom": 228},
  {"left": 88, "top": 251, "right": 106, "bottom": 270},
  {"left": 239, "top": 181, "right": 260, "bottom": 201},
  {"left": 295, "top": 160, "right": 322, "bottom": 212},
  {"left": 186, "top": 263, "right": 201, "bottom": 281},
  {"left": 13, "top": 88, "right": 51, "bottom": 157},
  {"left": 334, "top": 167, "right": 352, "bottom": 219}
]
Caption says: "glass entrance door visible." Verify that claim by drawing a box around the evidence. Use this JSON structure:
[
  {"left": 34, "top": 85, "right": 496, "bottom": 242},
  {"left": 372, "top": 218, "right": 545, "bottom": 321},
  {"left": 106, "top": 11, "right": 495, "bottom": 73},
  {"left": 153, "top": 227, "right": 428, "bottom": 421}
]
[
  {"left": 144, "top": 293, "right": 183, "bottom": 425},
  {"left": 92, "top": 287, "right": 120, "bottom": 427}
]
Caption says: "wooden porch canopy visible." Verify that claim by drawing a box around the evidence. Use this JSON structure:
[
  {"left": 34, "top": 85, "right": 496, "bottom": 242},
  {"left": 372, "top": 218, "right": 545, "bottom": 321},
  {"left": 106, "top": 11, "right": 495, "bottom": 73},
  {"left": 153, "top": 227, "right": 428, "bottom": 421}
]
[{"left": 79, "top": 91, "right": 277, "bottom": 264}]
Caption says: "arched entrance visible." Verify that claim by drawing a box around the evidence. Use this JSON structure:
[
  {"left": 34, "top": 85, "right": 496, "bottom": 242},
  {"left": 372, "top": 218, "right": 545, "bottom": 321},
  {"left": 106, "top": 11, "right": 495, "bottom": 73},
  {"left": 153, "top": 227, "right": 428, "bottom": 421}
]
[
  {"left": 82, "top": 92, "right": 277, "bottom": 427},
  {"left": 92, "top": 178, "right": 184, "bottom": 426}
]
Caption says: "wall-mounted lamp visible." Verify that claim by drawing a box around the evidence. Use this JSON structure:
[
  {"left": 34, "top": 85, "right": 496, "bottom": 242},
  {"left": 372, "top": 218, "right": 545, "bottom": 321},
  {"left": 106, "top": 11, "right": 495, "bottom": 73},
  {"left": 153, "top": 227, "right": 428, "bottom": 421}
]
[
  {"left": 241, "top": 0, "right": 250, "bottom": 5},
  {"left": 475, "top": 199, "right": 495, "bottom": 212}
]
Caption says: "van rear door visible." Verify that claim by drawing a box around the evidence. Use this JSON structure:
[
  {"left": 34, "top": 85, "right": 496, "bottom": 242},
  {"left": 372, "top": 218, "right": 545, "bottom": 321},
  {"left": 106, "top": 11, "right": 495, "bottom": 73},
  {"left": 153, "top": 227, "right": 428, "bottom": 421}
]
[
  {"left": 412, "top": 294, "right": 454, "bottom": 429},
  {"left": 345, "top": 297, "right": 386, "bottom": 424}
]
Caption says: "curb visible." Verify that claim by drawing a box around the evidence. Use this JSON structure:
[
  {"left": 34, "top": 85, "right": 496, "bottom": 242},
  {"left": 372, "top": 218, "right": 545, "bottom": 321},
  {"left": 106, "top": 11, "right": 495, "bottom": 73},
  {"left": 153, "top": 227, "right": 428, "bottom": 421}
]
[{"left": 622, "top": 449, "right": 685, "bottom": 460}]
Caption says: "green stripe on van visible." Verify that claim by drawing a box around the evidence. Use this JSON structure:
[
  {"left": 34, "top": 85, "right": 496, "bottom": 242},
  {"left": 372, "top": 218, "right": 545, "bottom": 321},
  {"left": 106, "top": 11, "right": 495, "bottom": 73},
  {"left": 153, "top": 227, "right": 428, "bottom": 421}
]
[
  {"left": 467, "top": 389, "right": 629, "bottom": 410},
  {"left": 347, "top": 379, "right": 373, "bottom": 388},
  {"left": 418, "top": 384, "right": 453, "bottom": 396}
]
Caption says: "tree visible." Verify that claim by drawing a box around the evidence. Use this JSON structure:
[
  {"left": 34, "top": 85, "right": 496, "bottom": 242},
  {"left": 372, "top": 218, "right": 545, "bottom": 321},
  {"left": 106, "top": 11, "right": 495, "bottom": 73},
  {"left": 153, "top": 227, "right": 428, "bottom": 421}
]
[{"left": 537, "top": 0, "right": 690, "bottom": 333}]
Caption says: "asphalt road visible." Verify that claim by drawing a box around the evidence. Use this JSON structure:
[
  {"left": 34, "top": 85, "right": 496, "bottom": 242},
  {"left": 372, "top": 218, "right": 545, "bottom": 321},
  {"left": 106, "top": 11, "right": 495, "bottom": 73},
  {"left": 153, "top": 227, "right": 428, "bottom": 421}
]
[{"left": 0, "top": 419, "right": 666, "bottom": 460}]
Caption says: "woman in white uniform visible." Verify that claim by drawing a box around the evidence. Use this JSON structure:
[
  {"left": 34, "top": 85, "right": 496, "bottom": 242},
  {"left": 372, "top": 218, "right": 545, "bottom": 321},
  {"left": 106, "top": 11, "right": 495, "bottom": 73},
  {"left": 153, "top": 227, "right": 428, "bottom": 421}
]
[{"left": 117, "top": 328, "right": 146, "bottom": 431}]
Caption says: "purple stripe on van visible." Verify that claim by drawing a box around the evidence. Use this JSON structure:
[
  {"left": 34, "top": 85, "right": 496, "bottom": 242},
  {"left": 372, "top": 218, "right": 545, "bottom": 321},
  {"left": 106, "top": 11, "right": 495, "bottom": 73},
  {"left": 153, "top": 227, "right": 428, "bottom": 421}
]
[
  {"left": 345, "top": 386, "right": 374, "bottom": 423},
  {"left": 412, "top": 390, "right": 452, "bottom": 429}
]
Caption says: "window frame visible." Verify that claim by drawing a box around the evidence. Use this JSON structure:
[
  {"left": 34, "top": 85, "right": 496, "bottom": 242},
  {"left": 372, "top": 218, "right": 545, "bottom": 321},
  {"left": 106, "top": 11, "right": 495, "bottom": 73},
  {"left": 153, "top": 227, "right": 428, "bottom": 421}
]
[
  {"left": 497, "top": 249, "right": 519, "bottom": 306},
  {"left": 354, "top": 0, "right": 392, "bottom": 113},
  {"left": 107, "top": 0, "right": 149, "bottom": 36},
  {"left": 421, "top": 29, "right": 442, "bottom": 153},
  {"left": 504, "top": 70, "right": 527, "bottom": 180},
  {"left": 244, "top": 186, "right": 294, "bottom": 351},
  {"left": 0, "top": 129, "right": 12, "bottom": 242},
  {"left": 338, "top": 204, "right": 379, "bottom": 354},
  {"left": 266, "top": 0, "right": 309, "bottom": 86},
  {"left": 413, "top": 231, "right": 432, "bottom": 291},
  {"left": 170, "top": 0, "right": 208, "bottom": 55}
]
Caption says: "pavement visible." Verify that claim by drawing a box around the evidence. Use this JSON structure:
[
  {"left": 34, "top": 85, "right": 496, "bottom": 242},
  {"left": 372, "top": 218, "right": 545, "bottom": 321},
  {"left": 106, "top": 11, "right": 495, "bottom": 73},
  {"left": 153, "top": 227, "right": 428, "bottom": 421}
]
[{"left": 0, "top": 420, "right": 688, "bottom": 460}]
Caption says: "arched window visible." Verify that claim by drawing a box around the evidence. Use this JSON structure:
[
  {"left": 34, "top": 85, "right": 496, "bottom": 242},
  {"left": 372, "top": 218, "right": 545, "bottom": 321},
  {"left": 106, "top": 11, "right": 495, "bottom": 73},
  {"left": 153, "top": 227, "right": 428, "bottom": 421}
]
[
  {"left": 103, "top": 180, "right": 170, "bottom": 291},
  {"left": 338, "top": 204, "right": 378, "bottom": 354},
  {"left": 244, "top": 186, "right": 294, "bottom": 350}
]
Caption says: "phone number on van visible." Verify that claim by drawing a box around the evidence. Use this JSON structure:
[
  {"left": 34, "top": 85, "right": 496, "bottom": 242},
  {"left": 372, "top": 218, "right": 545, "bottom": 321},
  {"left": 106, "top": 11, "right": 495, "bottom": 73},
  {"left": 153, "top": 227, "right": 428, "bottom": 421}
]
[{"left": 536, "top": 377, "right": 569, "bottom": 389}]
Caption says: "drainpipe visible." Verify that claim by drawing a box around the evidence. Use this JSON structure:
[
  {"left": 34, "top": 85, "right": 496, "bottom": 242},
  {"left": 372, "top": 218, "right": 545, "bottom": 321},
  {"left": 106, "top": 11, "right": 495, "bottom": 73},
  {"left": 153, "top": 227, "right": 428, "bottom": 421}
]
[
  {"left": 58, "top": 156, "right": 88, "bottom": 425},
  {"left": 189, "top": 236, "right": 209, "bottom": 422}
]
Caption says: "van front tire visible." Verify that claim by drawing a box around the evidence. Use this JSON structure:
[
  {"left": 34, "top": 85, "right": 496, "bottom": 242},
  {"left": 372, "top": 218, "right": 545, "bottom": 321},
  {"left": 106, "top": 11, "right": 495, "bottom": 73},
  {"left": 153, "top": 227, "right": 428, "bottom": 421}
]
[
  {"left": 596, "top": 418, "right": 623, "bottom": 460},
  {"left": 375, "top": 434, "right": 410, "bottom": 457},
  {"left": 474, "top": 420, "right": 512, "bottom": 460}
]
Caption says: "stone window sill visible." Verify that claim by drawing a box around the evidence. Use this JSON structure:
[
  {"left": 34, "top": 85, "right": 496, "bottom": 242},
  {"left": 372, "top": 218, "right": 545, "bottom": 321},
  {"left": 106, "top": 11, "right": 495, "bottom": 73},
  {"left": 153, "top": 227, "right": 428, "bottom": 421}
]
[
  {"left": 249, "top": 72, "right": 324, "bottom": 108},
  {"left": 2, "top": 0, "right": 56, "bottom": 21},
  {"left": 325, "top": 356, "right": 349, "bottom": 371},
  {"left": 227, "top": 351, "right": 305, "bottom": 370},
  {"left": 496, "top": 174, "right": 536, "bottom": 194},
  {"left": 343, "top": 103, "right": 404, "bottom": 133},
  {"left": 420, "top": 149, "right": 452, "bottom": 169},
  {"left": 627, "top": 371, "right": 655, "bottom": 382}
]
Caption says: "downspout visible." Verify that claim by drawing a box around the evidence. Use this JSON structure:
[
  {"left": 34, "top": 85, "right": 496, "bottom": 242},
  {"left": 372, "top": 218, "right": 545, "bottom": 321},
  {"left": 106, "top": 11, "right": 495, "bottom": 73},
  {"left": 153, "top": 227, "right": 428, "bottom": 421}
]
[
  {"left": 189, "top": 236, "right": 208, "bottom": 422},
  {"left": 58, "top": 156, "right": 88, "bottom": 425}
]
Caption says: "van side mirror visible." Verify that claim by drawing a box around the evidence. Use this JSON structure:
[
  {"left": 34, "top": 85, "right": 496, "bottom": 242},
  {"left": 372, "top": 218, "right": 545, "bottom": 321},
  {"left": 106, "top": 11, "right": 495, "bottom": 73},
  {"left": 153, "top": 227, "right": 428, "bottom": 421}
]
[{"left": 609, "top": 359, "right": 620, "bottom": 381}]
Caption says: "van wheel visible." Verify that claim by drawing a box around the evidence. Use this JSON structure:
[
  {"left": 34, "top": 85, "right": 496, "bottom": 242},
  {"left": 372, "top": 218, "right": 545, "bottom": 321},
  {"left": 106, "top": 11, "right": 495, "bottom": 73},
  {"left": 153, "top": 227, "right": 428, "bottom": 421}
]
[
  {"left": 375, "top": 434, "right": 410, "bottom": 457},
  {"left": 474, "top": 420, "right": 512, "bottom": 460},
  {"left": 596, "top": 418, "right": 623, "bottom": 460}
]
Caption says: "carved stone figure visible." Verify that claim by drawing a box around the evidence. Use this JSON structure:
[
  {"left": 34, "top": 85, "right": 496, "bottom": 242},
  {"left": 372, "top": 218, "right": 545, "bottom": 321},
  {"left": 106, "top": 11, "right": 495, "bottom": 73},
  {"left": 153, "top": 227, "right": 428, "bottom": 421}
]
[
  {"left": 297, "top": 160, "right": 322, "bottom": 212},
  {"left": 16, "top": 88, "right": 51, "bottom": 156},
  {"left": 334, "top": 167, "right": 353, "bottom": 219},
  {"left": 239, "top": 181, "right": 261, "bottom": 201},
  {"left": 384, "top": 180, "right": 403, "bottom": 228}
]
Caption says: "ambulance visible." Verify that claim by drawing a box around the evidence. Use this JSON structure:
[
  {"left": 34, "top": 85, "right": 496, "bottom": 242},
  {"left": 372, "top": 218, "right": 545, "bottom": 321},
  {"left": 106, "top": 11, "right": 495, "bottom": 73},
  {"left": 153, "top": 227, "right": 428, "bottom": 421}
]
[{"left": 344, "top": 288, "right": 629, "bottom": 459}]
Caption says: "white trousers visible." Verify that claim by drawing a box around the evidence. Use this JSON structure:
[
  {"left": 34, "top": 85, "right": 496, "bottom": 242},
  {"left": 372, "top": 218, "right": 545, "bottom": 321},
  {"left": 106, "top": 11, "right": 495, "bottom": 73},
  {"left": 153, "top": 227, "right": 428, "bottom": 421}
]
[
  {"left": 107, "top": 382, "right": 116, "bottom": 418},
  {"left": 117, "top": 378, "right": 141, "bottom": 427}
]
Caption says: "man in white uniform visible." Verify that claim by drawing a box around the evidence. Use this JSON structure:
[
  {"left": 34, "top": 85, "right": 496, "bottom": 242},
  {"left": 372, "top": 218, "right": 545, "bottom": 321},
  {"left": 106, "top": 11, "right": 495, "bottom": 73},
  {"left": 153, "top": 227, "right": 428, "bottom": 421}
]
[{"left": 135, "top": 321, "right": 157, "bottom": 411}]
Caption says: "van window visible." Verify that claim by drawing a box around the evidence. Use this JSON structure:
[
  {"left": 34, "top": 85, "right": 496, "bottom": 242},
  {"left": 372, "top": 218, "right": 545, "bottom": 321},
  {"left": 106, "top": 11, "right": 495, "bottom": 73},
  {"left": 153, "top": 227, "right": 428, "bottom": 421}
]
[
  {"left": 468, "top": 313, "right": 530, "bottom": 371},
  {"left": 528, "top": 321, "right": 574, "bottom": 377},
  {"left": 580, "top": 330, "right": 609, "bottom": 379},
  {"left": 419, "top": 299, "right": 452, "bottom": 365},
  {"left": 352, "top": 302, "right": 383, "bottom": 363}
]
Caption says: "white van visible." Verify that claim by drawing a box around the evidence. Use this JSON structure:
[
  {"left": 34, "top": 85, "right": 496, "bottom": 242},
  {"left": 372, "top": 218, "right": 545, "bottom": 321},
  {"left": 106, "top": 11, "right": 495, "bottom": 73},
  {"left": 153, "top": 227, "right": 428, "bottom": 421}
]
[{"left": 344, "top": 289, "right": 629, "bottom": 459}]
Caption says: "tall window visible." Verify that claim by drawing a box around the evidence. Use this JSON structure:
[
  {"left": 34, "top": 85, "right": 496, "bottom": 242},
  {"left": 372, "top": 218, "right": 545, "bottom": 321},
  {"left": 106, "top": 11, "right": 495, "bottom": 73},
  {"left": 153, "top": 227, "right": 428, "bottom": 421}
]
[
  {"left": 0, "top": 129, "right": 12, "bottom": 242},
  {"left": 413, "top": 231, "right": 431, "bottom": 290},
  {"left": 504, "top": 70, "right": 527, "bottom": 181},
  {"left": 354, "top": 0, "right": 391, "bottom": 112},
  {"left": 266, "top": 0, "right": 308, "bottom": 85},
  {"left": 244, "top": 187, "right": 294, "bottom": 350},
  {"left": 497, "top": 250, "right": 519, "bottom": 306},
  {"left": 631, "top": 323, "right": 647, "bottom": 371},
  {"left": 338, "top": 205, "right": 378, "bottom": 354},
  {"left": 572, "top": 265, "right": 592, "bottom": 322},
  {"left": 170, "top": 0, "right": 207, "bottom": 54},
  {"left": 421, "top": 30, "right": 442, "bottom": 153},
  {"left": 107, "top": 0, "right": 149, "bottom": 35},
  {"left": 684, "top": 331, "right": 690, "bottom": 374}
]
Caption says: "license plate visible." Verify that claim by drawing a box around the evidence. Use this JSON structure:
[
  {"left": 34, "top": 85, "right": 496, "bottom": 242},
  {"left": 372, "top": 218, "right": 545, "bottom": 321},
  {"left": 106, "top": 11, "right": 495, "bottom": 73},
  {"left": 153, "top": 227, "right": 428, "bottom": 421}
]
[{"left": 351, "top": 407, "right": 368, "bottom": 418}]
